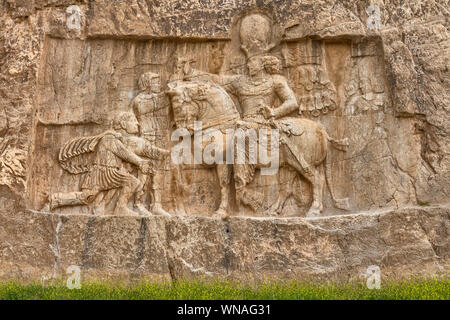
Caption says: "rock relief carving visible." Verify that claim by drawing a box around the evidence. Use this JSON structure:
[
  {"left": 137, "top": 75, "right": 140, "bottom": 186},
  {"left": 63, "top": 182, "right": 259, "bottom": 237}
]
[
  {"left": 34, "top": 10, "right": 400, "bottom": 217},
  {"left": 283, "top": 41, "right": 338, "bottom": 117},
  {"left": 167, "top": 12, "right": 350, "bottom": 217},
  {"left": 43, "top": 112, "right": 169, "bottom": 216},
  {"left": 167, "top": 75, "right": 240, "bottom": 217},
  {"left": 345, "top": 40, "right": 386, "bottom": 114},
  {"left": 130, "top": 72, "right": 171, "bottom": 216}
]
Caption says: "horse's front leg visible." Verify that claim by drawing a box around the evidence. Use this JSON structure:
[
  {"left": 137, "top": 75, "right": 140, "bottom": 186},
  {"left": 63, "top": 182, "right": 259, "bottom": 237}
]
[
  {"left": 215, "top": 164, "right": 231, "bottom": 217},
  {"left": 172, "top": 164, "right": 187, "bottom": 216}
]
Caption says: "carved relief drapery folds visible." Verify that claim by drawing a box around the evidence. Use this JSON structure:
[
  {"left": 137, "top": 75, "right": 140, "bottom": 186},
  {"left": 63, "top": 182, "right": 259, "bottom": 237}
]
[
  {"left": 32, "top": 10, "right": 398, "bottom": 218},
  {"left": 45, "top": 113, "right": 170, "bottom": 216}
]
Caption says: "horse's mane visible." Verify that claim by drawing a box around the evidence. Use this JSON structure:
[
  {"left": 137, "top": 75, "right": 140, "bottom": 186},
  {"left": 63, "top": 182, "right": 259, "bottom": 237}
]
[
  {"left": 180, "top": 80, "right": 237, "bottom": 117},
  {"left": 183, "top": 81, "right": 210, "bottom": 119}
]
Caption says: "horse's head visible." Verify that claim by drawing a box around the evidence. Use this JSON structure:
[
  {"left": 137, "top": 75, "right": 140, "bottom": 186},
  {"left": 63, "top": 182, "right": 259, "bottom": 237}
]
[{"left": 166, "top": 81, "right": 209, "bottom": 129}]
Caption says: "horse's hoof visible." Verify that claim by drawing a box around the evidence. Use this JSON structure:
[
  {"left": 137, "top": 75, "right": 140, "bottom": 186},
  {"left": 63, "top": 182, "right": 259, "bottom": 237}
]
[
  {"left": 135, "top": 204, "right": 152, "bottom": 216},
  {"left": 265, "top": 210, "right": 279, "bottom": 217},
  {"left": 175, "top": 209, "right": 187, "bottom": 216},
  {"left": 306, "top": 209, "right": 321, "bottom": 218},
  {"left": 116, "top": 207, "right": 140, "bottom": 216},
  {"left": 152, "top": 204, "right": 171, "bottom": 217},
  {"left": 215, "top": 208, "right": 228, "bottom": 218},
  {"left": 284, "top": 212, "right": 302, "bottom": 218}
]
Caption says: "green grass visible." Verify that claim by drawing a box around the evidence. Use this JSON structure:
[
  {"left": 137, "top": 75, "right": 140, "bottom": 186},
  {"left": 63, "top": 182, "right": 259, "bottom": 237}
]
[{"left": 0, "top": 278, "right": 448, "bottom": 300}]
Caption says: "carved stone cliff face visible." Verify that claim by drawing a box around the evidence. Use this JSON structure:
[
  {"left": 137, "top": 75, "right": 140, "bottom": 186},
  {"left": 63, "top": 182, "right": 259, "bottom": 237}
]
[{"left": 0, "top": 1, "right": 448, "bottom": 281}]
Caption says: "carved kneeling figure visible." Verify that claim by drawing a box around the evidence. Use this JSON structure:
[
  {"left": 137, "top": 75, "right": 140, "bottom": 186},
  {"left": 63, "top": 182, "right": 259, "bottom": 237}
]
[{"left": 43, "top": 112, "right": 170, "bottom": 216}]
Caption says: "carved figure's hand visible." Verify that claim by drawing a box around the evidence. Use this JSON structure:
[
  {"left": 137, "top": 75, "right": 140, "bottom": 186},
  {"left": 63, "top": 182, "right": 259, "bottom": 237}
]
[
  {"left": 160, "top": 148, "right": 170, "bottom": 158},
  {"left": 186, "top": 124, "right": 195, "bottom": 136},
  {"left": 139, "top": 160, "right": 153, "bottom": 174},
  {"left": 268, "top": 117, "right": 277, "bottom": 128},
  {"left": 261, "top": 105, "right": 275, "bottom": 120}
]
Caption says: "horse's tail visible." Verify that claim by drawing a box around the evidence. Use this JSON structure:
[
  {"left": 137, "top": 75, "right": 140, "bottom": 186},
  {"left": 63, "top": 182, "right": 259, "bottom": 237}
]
[{"left": 324, "top": 133, "right": 350, "bottom": 210}]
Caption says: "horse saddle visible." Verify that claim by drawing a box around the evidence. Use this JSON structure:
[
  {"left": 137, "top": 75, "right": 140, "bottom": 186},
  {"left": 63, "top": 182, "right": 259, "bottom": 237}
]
[{"left": 277, "top": 118, "right": 305, "bottom": 136}]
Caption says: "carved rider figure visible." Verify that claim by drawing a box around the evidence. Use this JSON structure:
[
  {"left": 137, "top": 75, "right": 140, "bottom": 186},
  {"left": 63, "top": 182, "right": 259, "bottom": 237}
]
[
  {"left": 130, "top": 72, "right": 171, "bottom": 216},
  {"left": 165, "top": 13, "right": 349, "bottom": 216},
  {"left": 181, "top": 54, "right": 298, "bottom": 124},
  {"left": 219, "top": 55, "right": 297, "bottom": 123},
  {"left": 182, "top": 54, "right": 314, "bottom": 207}
]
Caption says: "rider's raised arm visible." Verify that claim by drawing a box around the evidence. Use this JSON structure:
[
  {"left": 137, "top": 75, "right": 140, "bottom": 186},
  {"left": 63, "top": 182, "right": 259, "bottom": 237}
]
[
  {"left": 184, "top": 70, "right": 241, "bottom": 95},
  {"left": 217, "top": 74, "right": 241, "bottom": 96},
  {"left": 272, "top": 75, "right": 299, "bottom": 119}
]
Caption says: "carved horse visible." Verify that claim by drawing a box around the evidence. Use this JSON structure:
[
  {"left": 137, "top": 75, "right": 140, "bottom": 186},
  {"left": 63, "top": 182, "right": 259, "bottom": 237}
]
[
  {"left": 167, "top": 80, "right": 240, "bottom": 216},
  {"left": 167, "top": 80, "right": 350, "bottom": 217}
]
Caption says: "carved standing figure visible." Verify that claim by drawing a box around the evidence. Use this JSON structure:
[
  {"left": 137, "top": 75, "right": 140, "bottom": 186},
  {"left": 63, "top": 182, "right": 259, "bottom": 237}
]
[{"left": 130, "top": 72, "right": 171, "bottom": 216}]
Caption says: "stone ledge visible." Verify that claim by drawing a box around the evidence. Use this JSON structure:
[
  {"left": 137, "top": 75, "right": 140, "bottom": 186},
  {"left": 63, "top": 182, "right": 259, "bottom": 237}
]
[{"left": 0, "top": 206, "right": 448, "bottom": 282}]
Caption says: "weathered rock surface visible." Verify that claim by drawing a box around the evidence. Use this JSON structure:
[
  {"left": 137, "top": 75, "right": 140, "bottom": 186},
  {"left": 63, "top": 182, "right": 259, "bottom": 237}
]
[
  {"left": 0, "top": 1, "right": 448, "bottom": 213},
  {"left": 0, "top": 0, "right": 449, "bottom": 281},
  {"left": 0, "top": 206, "right": 448, "bottom": 282}
]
